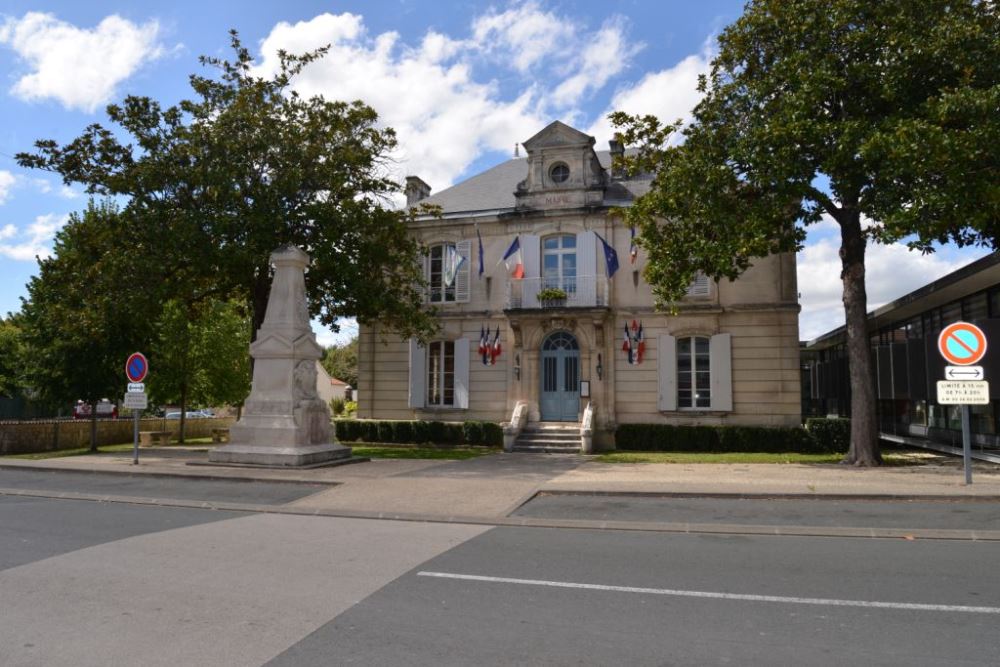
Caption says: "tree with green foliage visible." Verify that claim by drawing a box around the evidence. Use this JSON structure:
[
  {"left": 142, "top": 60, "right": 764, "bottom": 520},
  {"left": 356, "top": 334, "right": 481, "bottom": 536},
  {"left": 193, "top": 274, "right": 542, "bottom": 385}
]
[
  {"left": 612, "top": 0, "right": 999, "bottom": 466},
  {"left": 321, "top": 336, "right": 358, "bottom": 389},
  {"left": 19, "top": 202, "right": 152, "bottom": 450},
  {"left": 148, "top": 299, "right": 250, "bottom": 442},
  {"left": 0, "top": 315, "right": 26, "bottom": 399},
  {"left": 16, "top": 30, "right": 436, "bottom": 346}
]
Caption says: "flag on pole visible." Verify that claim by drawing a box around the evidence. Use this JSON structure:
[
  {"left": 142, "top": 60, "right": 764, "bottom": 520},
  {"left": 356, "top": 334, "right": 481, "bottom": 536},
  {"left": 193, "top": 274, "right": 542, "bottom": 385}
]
[
  {"left": 443, "top": 244, "right": 466, "bottom": 287},
  {"left": 622, "top": 321, "right": 633, "bottom": 364},
  {"left": 479, "top": 325, "right": 489, "bottom": 365},
  {"left": 595, "top": 232, "right": 619, "bottom": 279},
  {"left": 500, "top": 237, "right": 524, "bottom": 279},
  {"left": 476, "top": 226, "right": 485, "bottom": 279},
  {"left": 490, "top": 326, "right": 502, "bottom": 365},
  {"left": 629, "top": 226, "right": 638, "bottom": 264},
  {"left": 636, "top": 321, "right": 645, "bottom": 364}
]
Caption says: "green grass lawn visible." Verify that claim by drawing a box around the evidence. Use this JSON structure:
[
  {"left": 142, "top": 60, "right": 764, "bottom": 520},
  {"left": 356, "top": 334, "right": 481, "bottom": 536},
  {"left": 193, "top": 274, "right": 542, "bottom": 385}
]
[
  {"left": 6, "top": 437, "right": 214, "bottom": 460},
  {"left": 594, "top": 451, "right": 922, "bottom": 465}
]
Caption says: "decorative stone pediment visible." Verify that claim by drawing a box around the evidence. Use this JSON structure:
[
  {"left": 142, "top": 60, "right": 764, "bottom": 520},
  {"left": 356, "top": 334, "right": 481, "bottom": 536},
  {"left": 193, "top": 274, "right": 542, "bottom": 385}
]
[
  {"left": 250, "top": 332, "right": 323, "bottom": 360},
  {"left": 515, "top": 120, "right": 608, "bottom": 210}
]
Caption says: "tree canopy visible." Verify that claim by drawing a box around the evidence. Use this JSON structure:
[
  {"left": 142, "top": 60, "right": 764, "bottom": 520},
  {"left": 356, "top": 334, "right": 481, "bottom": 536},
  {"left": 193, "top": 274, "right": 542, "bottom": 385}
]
[
  {"left": 16, "top": 30, "right": 436, "bottom": 343},
  {"left": 321, "top": 336, "right": 358, "bottom": 389},
  {"left": 613, "top": 0, "right": 999, "bottom": 465}
]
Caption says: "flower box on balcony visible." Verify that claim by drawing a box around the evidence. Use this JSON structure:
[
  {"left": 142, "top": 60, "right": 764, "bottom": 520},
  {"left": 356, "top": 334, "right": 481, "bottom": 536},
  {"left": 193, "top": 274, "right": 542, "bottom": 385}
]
[{"left": 537, "top": 287, "right": 568, "bottom": 308}]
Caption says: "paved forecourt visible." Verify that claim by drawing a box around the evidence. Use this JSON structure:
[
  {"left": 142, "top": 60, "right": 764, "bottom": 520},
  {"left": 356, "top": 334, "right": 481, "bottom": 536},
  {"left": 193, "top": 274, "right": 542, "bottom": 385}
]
[{"left": 0, "top": 497, "right": 487, "bottom": 667}]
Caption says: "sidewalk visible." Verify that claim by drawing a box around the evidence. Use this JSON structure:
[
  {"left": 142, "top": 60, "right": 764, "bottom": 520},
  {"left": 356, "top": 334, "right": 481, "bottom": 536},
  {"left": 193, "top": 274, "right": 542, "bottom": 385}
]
[{"left": 3, "top": 447, "right": 999, "bottom": 523}]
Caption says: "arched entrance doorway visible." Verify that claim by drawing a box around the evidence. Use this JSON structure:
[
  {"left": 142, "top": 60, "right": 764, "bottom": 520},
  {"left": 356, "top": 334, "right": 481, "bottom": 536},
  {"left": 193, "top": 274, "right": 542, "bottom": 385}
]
[{"left": 540, "top": 331, "right": 580, "bottom": 421}]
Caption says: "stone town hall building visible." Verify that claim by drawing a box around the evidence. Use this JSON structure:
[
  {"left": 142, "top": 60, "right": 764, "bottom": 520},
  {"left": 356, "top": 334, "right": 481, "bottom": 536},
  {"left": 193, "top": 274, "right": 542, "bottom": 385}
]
[{"left": 356, "top": 121, "right": 801, "bottom": 449}]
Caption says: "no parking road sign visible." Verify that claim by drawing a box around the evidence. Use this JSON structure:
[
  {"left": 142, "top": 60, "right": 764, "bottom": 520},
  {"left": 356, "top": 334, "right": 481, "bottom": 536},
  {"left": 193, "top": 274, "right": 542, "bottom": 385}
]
[
  {"left": 125, "top": 352, "right": 148, "bottom": 383},
  {"left": 938, "top": 322, "right": 987, "bottom": 366}
]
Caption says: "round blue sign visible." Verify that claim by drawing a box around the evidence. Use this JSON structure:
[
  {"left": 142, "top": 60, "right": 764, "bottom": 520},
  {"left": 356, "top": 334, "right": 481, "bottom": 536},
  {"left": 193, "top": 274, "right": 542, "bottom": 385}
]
[{"left": 125, "top": 352, "right": 148, "bottom": 383}]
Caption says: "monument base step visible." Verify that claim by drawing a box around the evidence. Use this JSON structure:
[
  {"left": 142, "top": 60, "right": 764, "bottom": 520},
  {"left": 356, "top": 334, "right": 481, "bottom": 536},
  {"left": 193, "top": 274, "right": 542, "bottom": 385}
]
[{"left": 207, "top": 443, "right": 355, "bottom": 468}]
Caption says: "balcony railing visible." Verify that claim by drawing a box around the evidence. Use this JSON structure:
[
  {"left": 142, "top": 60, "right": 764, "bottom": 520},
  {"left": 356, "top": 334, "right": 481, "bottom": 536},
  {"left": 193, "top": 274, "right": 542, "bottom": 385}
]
[{"left": 505, "top": 275, "right": 609, "bottom": 309}]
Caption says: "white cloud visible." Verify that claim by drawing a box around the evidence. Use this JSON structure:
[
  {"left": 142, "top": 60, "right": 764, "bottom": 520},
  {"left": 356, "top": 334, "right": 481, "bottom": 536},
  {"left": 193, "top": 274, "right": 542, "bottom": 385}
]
[
  {"left": 251, "top": 5, "right": 644, "bottom": 192},
  {"left": 312, "top": 317, "right": 358, "bottom": 348},
  {"left": 0, "top": 12, "right": 164, "bottom": 113},
  {"left": 797, "top": 217, "right": 990, "bottom": 340},
  {"left": 0, "top": 171, "right": 15, "bottom": 205},
  {"left": 253, "top": 12, "right": 549, "bottom": 191},
  {"left": 587, "top": 37, "right": 715, "bottom": 145},
  {"left": 471, "top": 1, "right": 576, "bottom": 72},
  {"left": 550, "top": 17, "right": 642, "bottom": 108},
  {"left": 0, "top": 213, "right": 68, "bottom": 261}
]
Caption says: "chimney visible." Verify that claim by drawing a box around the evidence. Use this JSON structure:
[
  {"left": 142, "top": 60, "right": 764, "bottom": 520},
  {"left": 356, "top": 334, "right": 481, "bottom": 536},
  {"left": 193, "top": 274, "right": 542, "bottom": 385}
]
[
  {"left": 405, "top": 176, "right": 432, "bottom": 206},
  {"left": 608, "top": 136, "right": 625, "bottom": 179}
]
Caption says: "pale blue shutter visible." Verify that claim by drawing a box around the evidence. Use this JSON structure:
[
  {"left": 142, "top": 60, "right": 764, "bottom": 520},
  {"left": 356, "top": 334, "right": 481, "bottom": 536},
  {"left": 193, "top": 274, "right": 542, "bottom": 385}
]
[
  {"left": 709, "top": 333, "right": 732, "bottom": 411},
  {"left": 521, "top": 234, "right": 540, "bottom": 308},
  {"left": 455, "top": 240, "right": 471, "bottom": 303},
  {"left": 658, "top": 334, "right": 677, "bottom": 411},
  {"left": 454, "top": 337, "right": 470, "bottom": 409},
  {"left": 408, "top": 338, "right": 425, "bottom": 408},
  {"left": 577, "top": 230, "right": 597, "bottom": 306}
]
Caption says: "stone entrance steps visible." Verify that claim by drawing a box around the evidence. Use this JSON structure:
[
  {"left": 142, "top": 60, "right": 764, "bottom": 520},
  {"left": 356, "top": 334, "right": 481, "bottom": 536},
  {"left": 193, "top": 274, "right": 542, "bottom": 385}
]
[{"left": 512, "top": 423, "right": 582, "bottom": 453}]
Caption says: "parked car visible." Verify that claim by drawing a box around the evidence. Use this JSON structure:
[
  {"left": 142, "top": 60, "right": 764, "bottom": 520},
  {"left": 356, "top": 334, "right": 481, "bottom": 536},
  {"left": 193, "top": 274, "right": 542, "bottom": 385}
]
[
  {"left": 73, "top": 399, "right": 117, "bottom": 419},
  {"left": 165, "top": 410, "right": 214, "bottom": 419}
]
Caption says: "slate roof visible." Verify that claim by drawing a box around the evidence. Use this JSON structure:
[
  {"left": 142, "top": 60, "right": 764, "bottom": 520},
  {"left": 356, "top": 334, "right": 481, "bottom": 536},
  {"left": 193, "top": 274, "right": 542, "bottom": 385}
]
[{"left": 419, "top": 150, "right": 652, "bottom": 215}]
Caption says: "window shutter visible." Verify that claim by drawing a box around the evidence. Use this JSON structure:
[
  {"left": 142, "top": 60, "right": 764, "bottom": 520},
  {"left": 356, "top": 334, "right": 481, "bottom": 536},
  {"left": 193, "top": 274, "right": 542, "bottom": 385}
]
[
  {"left": 454, "top": 337, "right": 470, "bottom": 409},
  {"left": 421, "top": 252, "right": 430, "bottom": 303},
  {"left": 521, "top": 234, "right": 541, "bottom": 308},
  {"left": 658, "top": 334, "right": 677, "bottom": 411},
  {"left": 408, "top": 338, "right": 426, "bottom": 408},
  {"left": 455, "top": 240, "right": 471, "bottom": 303},
  {"left": 709, "top": 333, "right": 733, "bottom": 412},
  {"left": 577, "top": 230, "right": 597, "bottom": 305},
  {"left": 686, "top": 272, "right": 710, "bottom": 297}
]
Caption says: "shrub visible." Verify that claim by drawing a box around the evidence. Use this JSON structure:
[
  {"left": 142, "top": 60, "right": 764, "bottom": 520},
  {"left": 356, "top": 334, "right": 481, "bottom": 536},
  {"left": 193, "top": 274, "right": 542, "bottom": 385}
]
[
  {"left": 332, "top": 419, "right": 501, "bottom": 446},
  {"left": 344, "top": 400, "right": 358, "bottom": 416},
  {"left": 615, "top": 423, "right": 824, "bottom": 453},
  {"left": 329, "top": 397, "right": 346, "bottom": 416},
  {"left": 463, "top": 421, "right": 484, "bottom": 445},
  {"left": 805, "top": 418, "right": 851, "bottom": 453}
]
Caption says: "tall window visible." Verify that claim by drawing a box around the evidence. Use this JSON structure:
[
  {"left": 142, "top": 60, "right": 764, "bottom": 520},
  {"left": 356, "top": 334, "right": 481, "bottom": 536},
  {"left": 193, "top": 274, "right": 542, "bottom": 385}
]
[
  {"left": 678, "top": 336, "right": 711, "bottom": 408},
  {"left": 542, "top": 235, "right": 577, "bottom": 294},
  {"left": 426, "top": 341, "right": 455, "bottom": 406},
  {"left": 428, "top": 243, "right": 456, "bottom": 303}
]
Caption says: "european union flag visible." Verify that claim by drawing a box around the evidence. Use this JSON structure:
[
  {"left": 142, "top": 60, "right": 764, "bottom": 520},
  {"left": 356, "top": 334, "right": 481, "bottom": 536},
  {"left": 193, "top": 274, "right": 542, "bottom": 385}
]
[{"left": 595, "top": 232, "right": 619, "bottom": 279}]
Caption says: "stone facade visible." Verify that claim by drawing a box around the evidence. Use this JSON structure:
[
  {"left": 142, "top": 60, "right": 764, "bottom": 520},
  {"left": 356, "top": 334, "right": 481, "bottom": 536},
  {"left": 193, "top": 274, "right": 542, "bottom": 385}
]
[{"left": 358, "top": 121, "right": 801, "bottom": 448}]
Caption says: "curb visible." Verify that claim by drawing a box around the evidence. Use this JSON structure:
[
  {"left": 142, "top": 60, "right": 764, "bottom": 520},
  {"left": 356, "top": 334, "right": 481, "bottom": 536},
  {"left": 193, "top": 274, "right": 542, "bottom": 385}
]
[
  {"left": 2, "top": 486, "right": 998, "bottom": 542},
  {"left": 0, "top": 462, "right": 339, "bottom": 486}
]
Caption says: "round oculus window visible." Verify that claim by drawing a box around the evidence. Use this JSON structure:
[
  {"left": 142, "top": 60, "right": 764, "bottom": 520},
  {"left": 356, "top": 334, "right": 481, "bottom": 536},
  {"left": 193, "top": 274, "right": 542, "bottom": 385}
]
[{"left": 549, "top": 163, "right": 570, "bottom": 184}]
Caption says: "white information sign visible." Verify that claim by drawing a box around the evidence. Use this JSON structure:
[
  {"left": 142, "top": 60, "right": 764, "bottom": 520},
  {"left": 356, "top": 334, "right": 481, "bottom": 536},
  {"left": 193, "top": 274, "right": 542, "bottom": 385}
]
[
  {"left": 123, "top": 391, "right": 148, "bottom": 410},
  {"left": 936, "top": 380, "right": 989, "bottom": 405},
  {"left": 944, "top": 366, "right": 984, "bottom": 381},
  {"left": 128, "top": 382, "right": 145, "bottom": 392}
]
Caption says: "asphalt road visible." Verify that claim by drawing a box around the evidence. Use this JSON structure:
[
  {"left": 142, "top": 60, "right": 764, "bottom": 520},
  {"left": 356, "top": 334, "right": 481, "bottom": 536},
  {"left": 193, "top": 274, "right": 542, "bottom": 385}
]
[
  {"left": 2, "top": 481, "right": 999, "bottom": 665},
  {"left": 514, "top": 492, "right": 1000, "bottom": 530}
]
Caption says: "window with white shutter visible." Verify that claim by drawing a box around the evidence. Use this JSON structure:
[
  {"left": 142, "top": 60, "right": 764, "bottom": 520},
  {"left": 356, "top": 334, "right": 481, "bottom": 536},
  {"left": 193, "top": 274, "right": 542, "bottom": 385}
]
[{"left": 686, "top": 272, "right": 711, "bottom": 297}]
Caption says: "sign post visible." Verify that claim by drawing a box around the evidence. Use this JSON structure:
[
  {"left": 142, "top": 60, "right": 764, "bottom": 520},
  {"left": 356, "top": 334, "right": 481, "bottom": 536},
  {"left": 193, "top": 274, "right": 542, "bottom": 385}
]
[
  {"left": 936, "top": 323, "right": 988, "bottom": 484},
  {"left": 125, "top": 353, "right": 149, "bottom": 465}
]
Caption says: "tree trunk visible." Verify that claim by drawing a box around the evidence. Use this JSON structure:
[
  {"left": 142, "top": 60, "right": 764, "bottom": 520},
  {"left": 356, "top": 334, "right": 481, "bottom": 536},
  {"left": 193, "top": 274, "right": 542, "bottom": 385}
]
[
  {"left": 179, "top": 381, "right": 187, "bottom": 445},
  {"left": 839, "top": 210, "right": 881, "bottom": 466},
  {"left": 89, "top": 405, "right": 98, "bottom": 452}
]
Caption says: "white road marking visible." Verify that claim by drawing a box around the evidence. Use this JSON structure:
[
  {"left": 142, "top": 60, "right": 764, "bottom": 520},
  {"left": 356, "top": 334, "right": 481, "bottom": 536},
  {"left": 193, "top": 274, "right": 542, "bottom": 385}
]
[{"left": 417, "top": 571, "right": 1000, "bottom": 615}]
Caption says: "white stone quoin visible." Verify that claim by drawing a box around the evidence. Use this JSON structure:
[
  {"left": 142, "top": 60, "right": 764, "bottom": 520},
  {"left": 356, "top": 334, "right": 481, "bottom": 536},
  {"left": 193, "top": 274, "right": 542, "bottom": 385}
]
[{"left": 209, "top": 245, "right": 352, "bottom": 466}]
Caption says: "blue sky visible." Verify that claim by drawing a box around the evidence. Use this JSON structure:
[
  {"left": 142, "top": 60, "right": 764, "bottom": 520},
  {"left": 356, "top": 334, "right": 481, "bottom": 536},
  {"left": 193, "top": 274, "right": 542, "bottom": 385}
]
[{"left": 0, "top": 0, "right": 989, "bottom": 345}]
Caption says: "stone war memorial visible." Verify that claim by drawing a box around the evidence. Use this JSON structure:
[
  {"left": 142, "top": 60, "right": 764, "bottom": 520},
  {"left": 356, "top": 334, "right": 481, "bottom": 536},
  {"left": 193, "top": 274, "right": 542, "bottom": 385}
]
[{"left": 209, "top": 245, "right": 354, "bottom": 467}]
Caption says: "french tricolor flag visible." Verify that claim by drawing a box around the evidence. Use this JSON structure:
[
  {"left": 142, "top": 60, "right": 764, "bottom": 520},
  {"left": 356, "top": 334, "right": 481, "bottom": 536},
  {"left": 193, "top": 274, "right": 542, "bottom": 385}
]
[{"left": 500, "top": 236, "right": 524, "bottom": 279}]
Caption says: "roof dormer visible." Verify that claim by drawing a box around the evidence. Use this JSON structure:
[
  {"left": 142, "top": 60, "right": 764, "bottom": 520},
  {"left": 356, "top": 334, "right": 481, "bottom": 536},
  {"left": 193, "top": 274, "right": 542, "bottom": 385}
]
[{"left": 514, "top": 121, "right": 607, "bottom": 210}]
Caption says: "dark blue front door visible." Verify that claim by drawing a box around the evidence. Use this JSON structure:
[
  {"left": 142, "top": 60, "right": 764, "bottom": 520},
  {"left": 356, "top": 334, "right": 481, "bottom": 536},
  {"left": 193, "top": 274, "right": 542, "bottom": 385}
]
[{"left": 540, "top": 332, "right": 580, "bottom": 421}]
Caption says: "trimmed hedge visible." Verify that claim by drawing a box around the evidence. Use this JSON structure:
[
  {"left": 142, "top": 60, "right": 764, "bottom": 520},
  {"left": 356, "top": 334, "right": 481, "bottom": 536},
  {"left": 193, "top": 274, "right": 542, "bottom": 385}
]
[
  {"left": 333, "top": 419, "right": 502, "bottom": 447},
  {"left": 805, "top": 417, "right": 851, "bottom": 453},
  {"left": 615, "top": 421, "right": 847, "bottom": 454}
]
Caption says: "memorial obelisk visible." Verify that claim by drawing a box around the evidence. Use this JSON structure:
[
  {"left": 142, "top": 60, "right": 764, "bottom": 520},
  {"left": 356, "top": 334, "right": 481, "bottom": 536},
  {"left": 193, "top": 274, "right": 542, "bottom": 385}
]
[{"left": 209, "top": 245, "right": 353, "bottom": 466}]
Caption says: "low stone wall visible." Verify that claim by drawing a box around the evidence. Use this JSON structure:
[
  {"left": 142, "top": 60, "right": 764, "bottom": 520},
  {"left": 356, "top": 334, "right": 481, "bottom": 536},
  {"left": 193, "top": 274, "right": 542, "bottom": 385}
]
[{"left": 0, "top": 417, "right": 236, "bottom": 455}]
